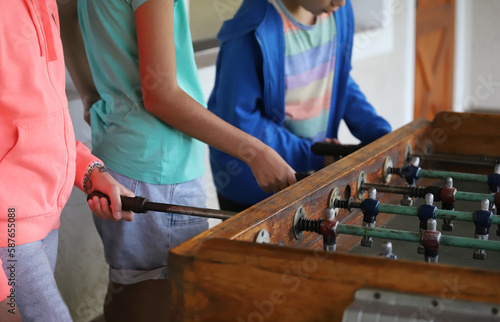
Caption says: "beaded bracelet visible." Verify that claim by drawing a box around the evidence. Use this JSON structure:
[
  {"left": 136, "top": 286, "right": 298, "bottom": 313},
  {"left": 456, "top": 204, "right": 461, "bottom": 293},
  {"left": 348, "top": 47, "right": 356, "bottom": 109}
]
[{"left": 83, "top": 161, "right": 107, "bottom": 195}]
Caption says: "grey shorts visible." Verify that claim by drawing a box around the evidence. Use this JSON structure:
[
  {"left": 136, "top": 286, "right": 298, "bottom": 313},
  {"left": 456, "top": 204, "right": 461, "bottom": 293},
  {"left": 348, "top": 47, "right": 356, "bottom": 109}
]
[
  {"left": 93, "top": 169, "right": 209, "bottom": 285},
  {"left": 0, "top": 229, "right": 72, "bottom": 322}
]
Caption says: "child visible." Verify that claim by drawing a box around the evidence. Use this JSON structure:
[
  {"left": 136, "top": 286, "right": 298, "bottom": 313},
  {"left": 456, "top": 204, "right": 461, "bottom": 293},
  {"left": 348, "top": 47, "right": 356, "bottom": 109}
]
[
  {"left": 209, "top": 0, "right": 392, "bottom": 211},
  {"left": 0, "top": 1, "right": 134, "bottom": 321},
  {"left": 63, "top": 0, "right": 297, "bottom": 320}
]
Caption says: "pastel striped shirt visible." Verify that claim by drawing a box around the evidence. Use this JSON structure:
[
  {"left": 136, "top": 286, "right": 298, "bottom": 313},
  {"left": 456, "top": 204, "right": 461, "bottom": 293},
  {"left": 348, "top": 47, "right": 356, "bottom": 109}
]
[{"left": 271, "top": 0, "right": 337, "bottom": 141}]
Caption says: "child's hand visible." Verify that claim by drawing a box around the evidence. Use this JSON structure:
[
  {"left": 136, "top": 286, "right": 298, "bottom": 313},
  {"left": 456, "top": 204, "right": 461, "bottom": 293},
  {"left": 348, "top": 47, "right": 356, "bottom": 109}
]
[
  {"left": 324, "top": 138, "right": 341, "bottom": 167},
  {"left": 248, "top": 145, "right": 297, "bottom": 194},
  {"left": 86, "top": 170, "right": 135, "bottom": 222}
]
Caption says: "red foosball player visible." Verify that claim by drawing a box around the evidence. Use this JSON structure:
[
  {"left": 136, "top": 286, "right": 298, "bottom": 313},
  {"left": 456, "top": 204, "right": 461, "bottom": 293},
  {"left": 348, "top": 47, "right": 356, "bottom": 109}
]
[
  {"left": 321, "top": 208, "right": 339, "bottom": 252},
  {"left": 440, "top": 177, "right": 457, "bottom": 231},
  {"left": 421, "top": 218, "right": 441, "bottom": 264}
]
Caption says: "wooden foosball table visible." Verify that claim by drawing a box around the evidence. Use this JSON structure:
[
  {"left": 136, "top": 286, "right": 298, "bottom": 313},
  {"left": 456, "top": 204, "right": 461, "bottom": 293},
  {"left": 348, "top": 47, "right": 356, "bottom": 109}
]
[{"left": 167, "top": 112, "right": 500, "bottom": 321}]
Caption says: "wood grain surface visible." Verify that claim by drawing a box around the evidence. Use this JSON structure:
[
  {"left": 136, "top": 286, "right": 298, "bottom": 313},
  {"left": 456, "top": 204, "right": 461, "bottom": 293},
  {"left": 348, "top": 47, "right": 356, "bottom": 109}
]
[{"left": 168, "top": 112, "right": 500, "bottom": 321}]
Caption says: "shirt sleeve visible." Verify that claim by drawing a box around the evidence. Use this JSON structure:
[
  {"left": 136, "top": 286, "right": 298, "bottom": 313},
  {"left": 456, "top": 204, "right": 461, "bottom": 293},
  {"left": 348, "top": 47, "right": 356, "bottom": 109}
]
[
  {"left": 129, "top": 0, "right": 179, "bottom": 12},
  {"left": 209, "top": 34, "right": 324, "bottom": 173},
  {"left": 342, "top": 75, "right": 392, "bottom": 143},
  {"left": 74, "top": 141, "right": 103, "bottom": 192},
  {"left": 0, "top": 259, "right": 9, "bottom": 302}
]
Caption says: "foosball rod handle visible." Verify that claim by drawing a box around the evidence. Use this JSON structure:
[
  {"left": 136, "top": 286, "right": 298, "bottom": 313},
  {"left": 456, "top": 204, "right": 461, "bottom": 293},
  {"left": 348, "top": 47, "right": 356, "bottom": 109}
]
[
  {"left": 86, "top": 191, "right": 236, "bottom": 220},
  {"left": 311, "top": 142, "right": 365, "bottom": 156}
]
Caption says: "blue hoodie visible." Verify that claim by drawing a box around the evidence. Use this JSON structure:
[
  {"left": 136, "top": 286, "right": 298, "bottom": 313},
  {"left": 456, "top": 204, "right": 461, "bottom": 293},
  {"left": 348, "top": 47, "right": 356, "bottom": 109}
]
[{"left": 208, "top": 0, "right": 392, "bottom": 205}]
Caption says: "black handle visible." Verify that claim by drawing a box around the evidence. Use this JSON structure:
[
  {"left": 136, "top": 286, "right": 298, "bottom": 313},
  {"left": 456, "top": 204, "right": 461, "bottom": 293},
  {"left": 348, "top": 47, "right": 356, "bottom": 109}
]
[
  {"left": 87, "top": 191, "right": 149, "bottom": 213},
  {"left": 87, "top": 191, "right": 236, "bottom": 220},
  {"left": 295, "top": 172, "right": 311, "bottom": 181},
  {"left": 311, "top": 142, "right": 365, "bottom": 156}
]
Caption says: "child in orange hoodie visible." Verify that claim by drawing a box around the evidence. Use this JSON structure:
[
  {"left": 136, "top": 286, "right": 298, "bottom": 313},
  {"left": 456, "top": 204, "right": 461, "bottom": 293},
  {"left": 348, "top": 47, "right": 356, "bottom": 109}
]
[{"left": 0, "top": 1, "right": 134, "bottom": 320}]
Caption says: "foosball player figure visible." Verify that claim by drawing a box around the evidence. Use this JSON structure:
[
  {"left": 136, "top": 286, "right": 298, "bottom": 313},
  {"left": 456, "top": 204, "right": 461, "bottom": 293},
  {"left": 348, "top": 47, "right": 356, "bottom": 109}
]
[
  {"left": 417, "top": 193, "right": 437, "bottom": 254},
  {"left": 440, "top": 177, "right": 457, "bottom": 231},
  {"left": 402, "top": 156, "right": 421, "bottom": 186},
  {"left": 495, "top": 192, "right": 500, "bottom": 237},
  {"left": 401, "top": 156, "right": 421, "bottom": 206},
  {"left": 488, "top": 164, "right": 500, "bottom": 193},
  {"left": 421, "top": 218, "right": 441, "bottom": 264},
  {"left": 379, "top": 241, "right": 397, "bottom": 260},
  {"left": 472, "top": 199, "right": 493, "bottom": 260},
  {"left": 321, "top": 208, "right": 339, "bottom": 252},
  {"left": 361, "top": 188, "right": 379, "bottom": 247}
]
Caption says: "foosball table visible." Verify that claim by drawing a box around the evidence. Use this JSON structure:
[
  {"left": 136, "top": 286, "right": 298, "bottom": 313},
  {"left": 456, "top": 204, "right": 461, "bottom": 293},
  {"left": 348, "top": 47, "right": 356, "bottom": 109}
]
[{"left": 167, "top": 112, "right": 500, "bottom": 321}]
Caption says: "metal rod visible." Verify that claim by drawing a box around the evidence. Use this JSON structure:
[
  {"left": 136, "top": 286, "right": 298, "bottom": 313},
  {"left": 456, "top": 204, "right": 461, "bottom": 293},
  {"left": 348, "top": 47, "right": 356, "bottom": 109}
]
[
  {"left": 418, "top": 169, "right": 488, "bottom": 183},
  {"left": 145, "top": 202, "right": 236, "bottom": 221},
  {"left": 455, "top": 191, "right": 495, "bottom": 203},
  {"left": 361, "top": 182, "right": 495, "bottom": 204},
  {"left": 412, "top": 153, "right": 500, "bottom": 168},
  {"left": 87, "top": 191, "right": 236, "bottom": 220},
  {"left": 337, "top": 225, "right": 500, "bottom": 251},
  {"left": 377, "top": 204, "right": 500, "bottom": 225},
  {"left": 362, "top": 183, "right": 413, "bottom": 195}
]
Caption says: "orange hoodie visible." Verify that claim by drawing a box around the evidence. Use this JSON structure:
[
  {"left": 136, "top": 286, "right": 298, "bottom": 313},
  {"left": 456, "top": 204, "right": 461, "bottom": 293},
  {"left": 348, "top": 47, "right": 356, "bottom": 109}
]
[{"left": 0, "top": 0, "right": 100, "bottom": 294}]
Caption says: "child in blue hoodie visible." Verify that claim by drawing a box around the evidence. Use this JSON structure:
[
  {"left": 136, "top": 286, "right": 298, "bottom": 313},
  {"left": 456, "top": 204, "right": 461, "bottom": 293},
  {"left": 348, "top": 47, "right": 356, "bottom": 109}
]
[{"left": 209, "top": 0, "right": 392, "bottom": 211}]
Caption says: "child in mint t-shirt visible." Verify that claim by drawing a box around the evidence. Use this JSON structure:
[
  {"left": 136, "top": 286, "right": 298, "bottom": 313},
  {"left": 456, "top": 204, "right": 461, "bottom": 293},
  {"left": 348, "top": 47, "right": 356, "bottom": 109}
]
[{"left": 62, "top": 0, "right": 297, "bottom": 320}]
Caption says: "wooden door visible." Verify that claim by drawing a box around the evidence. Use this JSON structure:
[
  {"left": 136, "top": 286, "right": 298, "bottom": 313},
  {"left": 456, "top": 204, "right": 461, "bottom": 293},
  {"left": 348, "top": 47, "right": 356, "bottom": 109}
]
[{"left": 414, "top": 0, "right": 455, "bottom": 120}]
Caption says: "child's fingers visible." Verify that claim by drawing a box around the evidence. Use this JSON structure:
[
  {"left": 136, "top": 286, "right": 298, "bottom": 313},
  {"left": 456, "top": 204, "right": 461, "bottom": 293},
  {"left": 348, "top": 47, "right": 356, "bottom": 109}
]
[
  {"left": 90, "top": 196, "right": 104, "bottom": 219},
  {"left": 87, "top": 199, "right": 95, "bottom": 213},
  {"left": 121, "top": 212, "right": 135, "bottom": 222},
  {"left": 107, "top": 190, "right": 123, "bottom": 221},
  {"left": 88, "top": 196, "right": 116, "bottom": 221},
  {"left": 99, "top": 197, "right": 117, "bottom": 221}
]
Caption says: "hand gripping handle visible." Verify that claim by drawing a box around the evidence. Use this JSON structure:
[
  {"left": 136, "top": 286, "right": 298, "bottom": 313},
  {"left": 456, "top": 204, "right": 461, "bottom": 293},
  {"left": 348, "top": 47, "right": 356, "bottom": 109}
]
[{"left": 86, "top": 191, "right": 149, "bottom": 213}]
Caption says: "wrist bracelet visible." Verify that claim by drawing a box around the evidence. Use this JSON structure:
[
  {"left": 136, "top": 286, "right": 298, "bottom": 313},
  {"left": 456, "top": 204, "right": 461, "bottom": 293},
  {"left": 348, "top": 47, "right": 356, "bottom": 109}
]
[{"left": 83, "top": 161, "right": 107, "bottom": 195}]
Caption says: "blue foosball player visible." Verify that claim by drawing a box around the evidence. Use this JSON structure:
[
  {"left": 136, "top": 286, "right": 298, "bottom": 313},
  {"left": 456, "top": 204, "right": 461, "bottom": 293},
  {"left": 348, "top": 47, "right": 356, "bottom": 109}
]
[
  {"left": 402, "top": 156, "right": 421, "bottom": 186},
  {"left": 379, "top": 241, "right": 397, "bottom": 260},
  {"left": 361, "top": 188, "right": 379, "bottom": 247},
  {"left": 488, "top": 164, "right": 500, "bottom": 193},
  {"left": 473, "top": 199, "right": 493, "bottom": 260},
  {"left": 417, "top": 193, "right": 437, "bottom": 254},
  {"left": 400, "top": 156, "right": 421, "bottom": 206}
]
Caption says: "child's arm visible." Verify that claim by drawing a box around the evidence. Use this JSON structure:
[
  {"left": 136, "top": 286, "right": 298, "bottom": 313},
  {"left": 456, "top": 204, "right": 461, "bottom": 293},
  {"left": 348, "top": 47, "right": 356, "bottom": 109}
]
[
  {"left": 209, "top": 34, "right": 325, "bottom": 173},
  {"left": 58, "top": 0, "right": 100, "bottom": 125},
  {"left": 342, "top": 75, "right": 392, "bottom": 143},
  {"left": 135, "top": 0, "right": 296, "bottom": 194},
  {"left": 58, "top": 2, "right": 135, "bottom": 221}
]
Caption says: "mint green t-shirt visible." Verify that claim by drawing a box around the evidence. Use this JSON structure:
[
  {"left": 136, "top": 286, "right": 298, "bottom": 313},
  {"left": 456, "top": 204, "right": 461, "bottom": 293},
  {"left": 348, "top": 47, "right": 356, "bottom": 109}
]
[{"left": 78, "top": 0, "right": 205, "bottom": 184}]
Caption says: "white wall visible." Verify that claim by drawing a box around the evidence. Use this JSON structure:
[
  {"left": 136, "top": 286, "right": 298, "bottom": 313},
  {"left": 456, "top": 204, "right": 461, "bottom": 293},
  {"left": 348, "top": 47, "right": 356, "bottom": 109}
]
[
  {"left": 344, "top": 0, "right": 415, "bottom": 143},
  {"left": 457, "top": 0, "right": 500, "bottom": 112}
]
